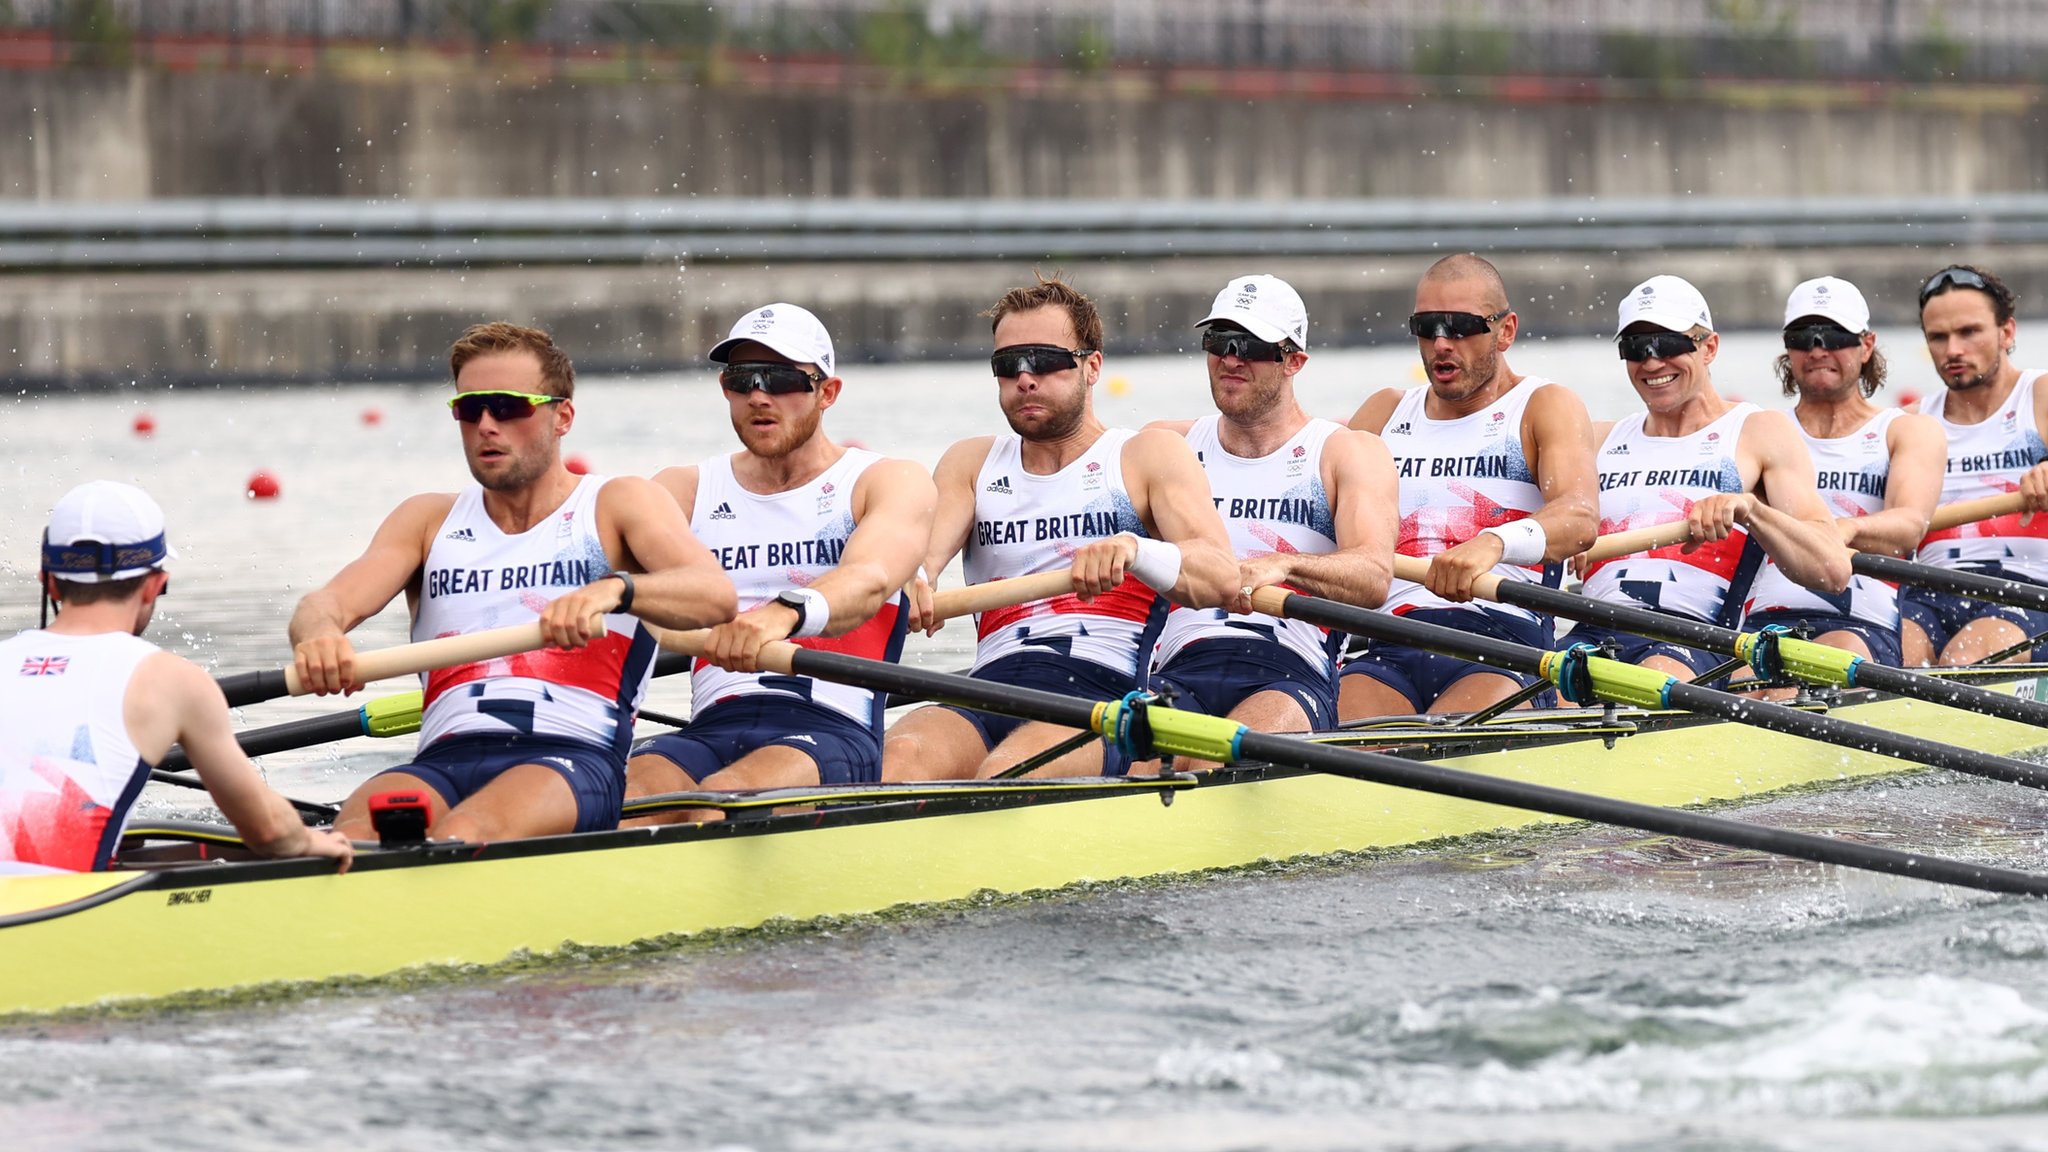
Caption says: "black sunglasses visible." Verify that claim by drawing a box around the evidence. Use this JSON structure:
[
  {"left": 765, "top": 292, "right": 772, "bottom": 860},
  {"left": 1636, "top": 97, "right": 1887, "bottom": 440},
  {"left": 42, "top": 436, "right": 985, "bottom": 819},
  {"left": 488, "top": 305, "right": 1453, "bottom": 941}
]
[
  {"left": 1408, "top": 309, "right": 1509, "bottom": 340},
  {"left": 1783, "top": 325, "right": 1863, "bottom": 352},
  {"left": 448, "top": 390, "right": 566, "bottom": 423},
  {"left": 1616, "top": 331, "right": 1701, "bottom": 362},
  {"left": 719, "top": 362, "right": 824, "bottom": 396},
  {"left": 991, "top": 345, "right": 1093, "bottom": 378},
  {"left": 1919, "top": 266, "right": 1990, "bottom": 307},
  {"left": 1200, "top": 328, "right": 1290, "bottom": 363}
]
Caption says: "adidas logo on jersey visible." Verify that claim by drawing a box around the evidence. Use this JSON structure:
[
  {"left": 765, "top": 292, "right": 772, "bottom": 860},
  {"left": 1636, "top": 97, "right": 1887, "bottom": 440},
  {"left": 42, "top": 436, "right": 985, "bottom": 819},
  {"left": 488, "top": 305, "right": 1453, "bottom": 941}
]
[
  {"left": 710, "top": 502, "right": 737, "bottom": 520},
  {"left": 1389, "top": 422, "right": 1412, "bottom": 436},
  {"left": 985, "top": 476, "right": 1013, "bottom": 494},
  {"left": 790, "top": 733, "right": 818, "bottom": 745},
  {"left": 443, "top": 527, "right": 476, "bottom": 542},
  {"left": 1609, "top": 443, "right": 1629, "bottom": 455}
]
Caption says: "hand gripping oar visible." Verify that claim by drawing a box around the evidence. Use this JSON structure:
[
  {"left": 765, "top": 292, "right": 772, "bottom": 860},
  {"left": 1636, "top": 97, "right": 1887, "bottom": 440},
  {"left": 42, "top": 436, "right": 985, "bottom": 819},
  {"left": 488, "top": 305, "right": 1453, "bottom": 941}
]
[
  {"left": 649, "top": 629, "right": 2048, "bottom": 900},
  {"left": 1391, "top": 556, "right": 2048, "bottom": 730},
  {"left": 215, "top": 620, "right": 607, "bottom": 709},
  {"left": 1252, "top": 587, "right": 2048, "bottom": 792},
  {"left": 149, "top": 691, "right": 426, "bottom": 819},
  {"left": 1583, "top": 492, "right": 2021, "bottom": 568}
]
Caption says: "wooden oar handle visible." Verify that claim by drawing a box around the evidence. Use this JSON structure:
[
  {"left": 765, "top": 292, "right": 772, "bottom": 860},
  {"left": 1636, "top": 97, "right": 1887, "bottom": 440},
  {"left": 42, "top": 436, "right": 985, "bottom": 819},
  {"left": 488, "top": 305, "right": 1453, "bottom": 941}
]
[
  {"left": 282, "top": 619, "right": 605, "bottom": 696},
  {"left": 1929, "top": 492, "right": 2023, "bottom": 532},
  {"left": 1582, "top": 522, "right": 1690, "bottom": 565},
  {"left": 1389, "top": 554, "right": 1506, "bottom": 601},
  {"left": 930, "top": 568, "right": 1075, "bottom": 617}
]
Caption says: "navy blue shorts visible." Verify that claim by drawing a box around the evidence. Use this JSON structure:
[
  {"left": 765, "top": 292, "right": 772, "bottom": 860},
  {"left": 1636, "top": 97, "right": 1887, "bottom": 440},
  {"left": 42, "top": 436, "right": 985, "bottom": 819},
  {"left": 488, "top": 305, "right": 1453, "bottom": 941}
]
[
  {"left": 631, "top": 696, "right": 880, "bottom": 786},
  {"left": 1340, "top": 607, "right": 1551, "bottom": 712},
  {"left": 380, "top": 733, "right": 625, "bottom": 834},
  {"left": 1745, "top": 609, "right": 1903, "bottom": 667},
  {"left": 1152, "top": 638, "right": 1337, "bottom": 729},
  {"left": 1899, "top": 563, "right": 2048, "bottom": 660},
  {"left": 942, "top": 651, "right": 1139, "bottom": 776},
  {"left": 1564, "top": 619, "right": 1731, "bottom": 680}
]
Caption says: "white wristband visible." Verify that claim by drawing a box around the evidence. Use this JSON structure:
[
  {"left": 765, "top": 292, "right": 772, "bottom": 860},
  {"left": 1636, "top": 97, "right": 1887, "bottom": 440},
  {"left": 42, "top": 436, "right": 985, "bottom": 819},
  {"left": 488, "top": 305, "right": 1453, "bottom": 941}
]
[
  {"left": 779, "top": 587, "right": 831, "bottom": 639},
  {"left": 1125, "top": 534, "right": 1183, "bottom": 592},
  {"left": 1479, "top": 519, "right": 1548, "bottom": 567}
]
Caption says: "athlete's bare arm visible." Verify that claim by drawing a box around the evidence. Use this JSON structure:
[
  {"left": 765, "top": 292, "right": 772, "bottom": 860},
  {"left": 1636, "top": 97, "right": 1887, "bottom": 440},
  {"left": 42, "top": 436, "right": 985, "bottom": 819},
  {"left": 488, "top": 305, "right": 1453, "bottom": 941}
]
[
  {"left": 129, "top": 653, "right": 353, "bottom": 868},
  {"left": 650, "top": 463, "right": 701, "bottom": 522},
  {"left": 701, "top": 458, "right": 937, "bottom": 674},
  {"left": 1424, "top": 383, "right": 1599, "bottom": 603},
  {"left": 906, "top": 436, "right": 993, "bottom": 635},
  {"left": 1838, "top": 413, "right": 1944, "bottom": 555},
  {"left": 2023, "top": 373, "right": 2048, "bottom": 515},
  {"left": 551, "top": 474, "right": 737, "bottom": 648},
  {"left": 1087, "top": 427, "right": 1235, "bottom": 609},
  {"left": 1143, "top": 418, "right": 1199, "bottom": 436},
  {"left": 1700, "top": 411, "right": 1852, "bottom": 594},
  {"left": 1235, "top": 429, "right": 1397, "bottom": 609},
  {"left": 288, "top": 492, "right": 452, "bottom": 696},
  {"left": 1346, "top": 389, "right": 1404, "bottom": 436}
]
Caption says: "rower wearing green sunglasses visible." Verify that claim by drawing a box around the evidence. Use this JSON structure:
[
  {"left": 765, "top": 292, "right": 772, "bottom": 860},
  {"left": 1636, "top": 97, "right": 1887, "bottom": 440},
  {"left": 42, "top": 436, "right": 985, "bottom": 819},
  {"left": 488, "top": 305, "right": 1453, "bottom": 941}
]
[{"left": 289, "top": 321, "right": 737, "bottom": 845}]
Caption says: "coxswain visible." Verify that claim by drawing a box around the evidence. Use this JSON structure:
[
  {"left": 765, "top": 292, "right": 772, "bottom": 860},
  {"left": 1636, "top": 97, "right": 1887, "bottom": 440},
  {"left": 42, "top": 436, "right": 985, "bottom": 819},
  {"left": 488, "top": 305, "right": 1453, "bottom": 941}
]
[
  {"left": 0, "top": 481, "right": 352, "bottom": 873},
  {"left": 1341, "top": 253, "right": 1599, "bottom": 717},
  {"left": 1146, "top": 274, "right": 1397, "bottom": 742},
  {"left": 1577, "top": 275, "right": 1850, "bottom": 677},
  {"left": 882, "top": 273, "right": 1238, "bottom": 779},
  {"left": 625, "top": 304, "right": 934, "bottom": 818},
  {"left": 290, "top": 322, "right": 736, "bottom": 841},
  {"left": 1741, "top": 277, "right": 1944, "bottom": 665},
  {"left": 1904, "top": 265, "right": 2048, "bottom": 666}
]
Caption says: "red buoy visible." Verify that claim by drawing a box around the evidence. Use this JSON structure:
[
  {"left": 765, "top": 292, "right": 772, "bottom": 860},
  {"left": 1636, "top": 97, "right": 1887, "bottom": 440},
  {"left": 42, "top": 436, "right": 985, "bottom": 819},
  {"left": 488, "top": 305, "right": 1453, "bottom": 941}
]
[
  {"left": 565, "top": 454, "right": 590, "bottom": 476},
  {"left": 132, "top": 412, "right": 156, "bottom": 437},
  {"left": 361, "top": 406, "right": 384, "bottom": 426},
  {"left": 1898, "top": 389, "right": 1922, "bottom": 409},
  {"left": 245, "top": 470, "right": 282, "bottom": 500}
]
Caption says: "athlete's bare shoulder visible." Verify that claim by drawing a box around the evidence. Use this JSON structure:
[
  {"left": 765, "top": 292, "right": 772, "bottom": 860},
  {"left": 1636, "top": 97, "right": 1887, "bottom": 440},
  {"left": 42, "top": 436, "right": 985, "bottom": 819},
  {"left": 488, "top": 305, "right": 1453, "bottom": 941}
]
[
  {"left": 934, "top": 435, "right": 1000, "bottom": 486},
  {"left": 1143, "top": 418, "right": 1199, "bottom": 437},
  {"left": 1347, "top": 388, "right": 1406, "bottom": 434}
]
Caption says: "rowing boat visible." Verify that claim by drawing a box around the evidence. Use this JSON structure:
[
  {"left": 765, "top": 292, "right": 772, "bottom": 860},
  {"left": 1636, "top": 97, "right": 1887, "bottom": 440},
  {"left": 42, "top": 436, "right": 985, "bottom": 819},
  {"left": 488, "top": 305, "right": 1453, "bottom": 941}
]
[{"left": 4, "top": 664, "right": 2045, "bottom": 1017}]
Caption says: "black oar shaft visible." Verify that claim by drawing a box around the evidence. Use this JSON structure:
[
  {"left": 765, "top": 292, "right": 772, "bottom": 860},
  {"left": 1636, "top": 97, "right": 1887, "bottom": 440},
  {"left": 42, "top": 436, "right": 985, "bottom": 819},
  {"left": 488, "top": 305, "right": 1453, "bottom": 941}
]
[
  {"left": 1277, "top": 592, "right": 2048, "bottom": 790},
  {"left": 1854, "top": 553, "right": 2048, "bottom": 614},
  {"left": 1488, "top": 578, "right": 2048, "bottom": 731},
  {"left": 771, "top": 645, "right": 2048, "bottom": 899}
]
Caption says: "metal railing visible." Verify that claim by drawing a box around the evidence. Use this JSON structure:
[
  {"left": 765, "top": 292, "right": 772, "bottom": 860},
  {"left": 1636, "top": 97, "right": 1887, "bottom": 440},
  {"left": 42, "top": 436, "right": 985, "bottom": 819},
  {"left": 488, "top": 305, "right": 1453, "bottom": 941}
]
[
  {"left": 2, "top": 194, "right": 2043, "bottom": 270},
  {"left": 4, "top": 0, "right": 2048, "bottom": 83}
]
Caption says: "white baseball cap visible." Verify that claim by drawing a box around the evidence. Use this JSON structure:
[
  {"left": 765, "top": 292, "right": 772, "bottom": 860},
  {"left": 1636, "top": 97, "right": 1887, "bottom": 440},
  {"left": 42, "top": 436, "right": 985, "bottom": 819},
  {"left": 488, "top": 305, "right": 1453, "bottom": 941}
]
[
  {"left": 41, "top": 480, "right": 176, "bottom": 583},
  {"left": 1616, "top": 275, "right": 1715, "bottom": 336},
  {"left": 1783, "top": 276, "right": 1871, "bottom": 332},
  {"left": 709, "top": 303, "right": 836, "bottom": 376},
  {"left": 1197, "top": 274, "right": 1309, "bottom": 350}
]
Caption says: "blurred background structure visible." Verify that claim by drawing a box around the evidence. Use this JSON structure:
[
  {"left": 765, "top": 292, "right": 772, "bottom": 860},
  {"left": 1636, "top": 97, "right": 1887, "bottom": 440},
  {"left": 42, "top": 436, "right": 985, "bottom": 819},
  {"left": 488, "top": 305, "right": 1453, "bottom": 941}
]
[{"left": 3, "top": 0, "right": 2047, "bottom": 386}]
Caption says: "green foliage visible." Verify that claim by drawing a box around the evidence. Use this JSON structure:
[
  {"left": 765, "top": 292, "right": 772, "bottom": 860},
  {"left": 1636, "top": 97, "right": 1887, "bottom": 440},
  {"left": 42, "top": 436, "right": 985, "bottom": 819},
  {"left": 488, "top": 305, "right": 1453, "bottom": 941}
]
[
  {"left": 1411, "top": 23, "right": 1513, "bottom": 77},
  {"left": 448, "top": 0, "right": 554, "bottom": 41},
  {"left": 1898, "top": 10, "right": 1970, "bottom": 81},
  {"left": 852, "top": 1, "right": 1000, "bottom": 81},
  {"left": 63, "top": 0, "right": 130, "bottom": 68},
  {"left": 1065, "top": 21, "right": 1110, "bottom": 75},
  {"left": 1598, "top": 31, "right": 1696, "bottom": 85},
  {"left": 599, "top": 1, "right": 724, "bottom": 50}
]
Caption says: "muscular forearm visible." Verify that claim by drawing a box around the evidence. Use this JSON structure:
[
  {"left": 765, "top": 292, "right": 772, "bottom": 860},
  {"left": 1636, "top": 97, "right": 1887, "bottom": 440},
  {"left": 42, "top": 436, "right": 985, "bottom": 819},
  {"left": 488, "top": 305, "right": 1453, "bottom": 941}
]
[
  {"left": 287, "top": 593, "right": 355, "bottom": 646},
  {"left": 1170, "top": 541, "right": 1241, "bottom": 609},
  {"left": 1531, "top": 499, "right": 1599, "bottom": 563},
  {"left": 625, "top": 569, "right": 738, "bottom": 631},
  {"left": 1262, "top": 549, "right": 1391, "bottom": 609},
  {"left": 809, "top": 563, "right": 899, "bottom": 638},
  {"left": 1748, "top": 506, "right": 1852, "bottom": 593},
  {"left": 1838, "top": 508, "right": 1932, "bottom": 558}
]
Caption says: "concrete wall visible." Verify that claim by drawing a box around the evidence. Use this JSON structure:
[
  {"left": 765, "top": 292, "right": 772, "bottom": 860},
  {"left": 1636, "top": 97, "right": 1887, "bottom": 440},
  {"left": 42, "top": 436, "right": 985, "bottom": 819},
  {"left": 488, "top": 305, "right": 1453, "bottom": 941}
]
[{"left": 4, "top": 69, "right": 2047, "bottom": 202}]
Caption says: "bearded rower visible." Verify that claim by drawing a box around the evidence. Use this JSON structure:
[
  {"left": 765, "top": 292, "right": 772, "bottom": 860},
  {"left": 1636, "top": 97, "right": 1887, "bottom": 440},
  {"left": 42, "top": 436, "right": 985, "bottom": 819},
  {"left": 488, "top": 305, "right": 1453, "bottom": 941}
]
[
  {"left": 291, "top": 323, "right": 736, "bottom": 842},
  {"left": 1741, "top": 277, "right": 1944, "bottom": 666},
  {"left": 1905, "top": 264, "right": 2048, "bottom": 666},
  {"left": 882, "top": 274, "right": 1237, "bottom": 780},
  {"left": 2, "top": 482, "right": 352, "bottom": 874},
  {"left": 1579, "top": 275, "right": 1850, "bottom": 677},
  {"left": 1341, "top": 254, "right": 1598, "bottom": 718},
  {"left": 626, "top": 304, "right": 934, "bottom": 818},
  {"left": 1147, "top": 274, "right": 1396, "bottom": 737}
]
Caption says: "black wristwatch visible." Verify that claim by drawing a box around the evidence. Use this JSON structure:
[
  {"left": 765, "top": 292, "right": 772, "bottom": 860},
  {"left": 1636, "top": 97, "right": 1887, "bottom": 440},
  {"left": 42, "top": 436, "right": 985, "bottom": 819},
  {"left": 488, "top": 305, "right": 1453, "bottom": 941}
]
[
  {"left": 607, "top": 570, "right": 636, "bottom": 613},
  {"left": 774, "top": 588, "right": 812, "bottom": 634}
]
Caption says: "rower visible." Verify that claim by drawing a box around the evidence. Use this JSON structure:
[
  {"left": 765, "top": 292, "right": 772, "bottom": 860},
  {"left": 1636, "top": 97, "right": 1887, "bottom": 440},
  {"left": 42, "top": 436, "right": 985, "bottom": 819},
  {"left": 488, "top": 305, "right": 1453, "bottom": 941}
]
[
  {"left": 1340, "top": 253, "right": 1599, "bottom": 718},
  {"left": 1741, "top": 277, "right": 1945, "bottom": 666},
  {"left": 881, "top": 273, "right": 1238, "bottom": 780},
  {"left": 0, "top": 482, "right": 352, "bottom": 874},
  {"left": 290, "top": 322, "right": 736, "bottom": 842},
  {"left": 1904, "top": 264, "right": 2048, "bottom": 666},
  {"left": 1145, "top": 274, "right": 1397, "bottom": 740},
  {"left": 1577, "top": 275, "right": 1850, "bottom": 677},
  {"left": 624, "top": 304, "right": 935, "bottom": 819}
]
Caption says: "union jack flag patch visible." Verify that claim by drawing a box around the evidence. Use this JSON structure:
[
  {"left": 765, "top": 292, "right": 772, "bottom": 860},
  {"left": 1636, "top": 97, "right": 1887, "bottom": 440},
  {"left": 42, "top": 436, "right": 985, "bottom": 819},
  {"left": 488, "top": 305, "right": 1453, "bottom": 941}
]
[{"left": 19, "top": 656, "right": 69, "bottom": 676}]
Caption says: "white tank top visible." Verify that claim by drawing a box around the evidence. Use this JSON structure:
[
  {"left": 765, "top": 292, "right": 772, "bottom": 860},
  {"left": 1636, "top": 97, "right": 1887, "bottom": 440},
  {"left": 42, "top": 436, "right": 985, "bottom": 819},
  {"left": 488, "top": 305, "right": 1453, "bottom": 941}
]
[
  {"left": 964, "top": 429, "right": 1163, "bottom": 677},
  {"left": 1379, "top": 375, "right": 1553, "bottom": 621},
  {"left": 0, "top": 630, "right": 157, "bottom": 872},
  {"left": 1584, "top": 404, "right": 1761, "bottom": 624},
  {"left": 1153, "top": 416, "right": 1342, "bottom": 675},
  {"left": 1744, "top": 408, "right": 1902, "bottom": 628},
  {"left": 689, "top": 448, "right": 907, "bottom": 730},
  {"left": 1917, "top": 369, "right": 2048, "bottom": 581},
  {"left": 413, "top": 476, "right": 656, "bottom": 754}
]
